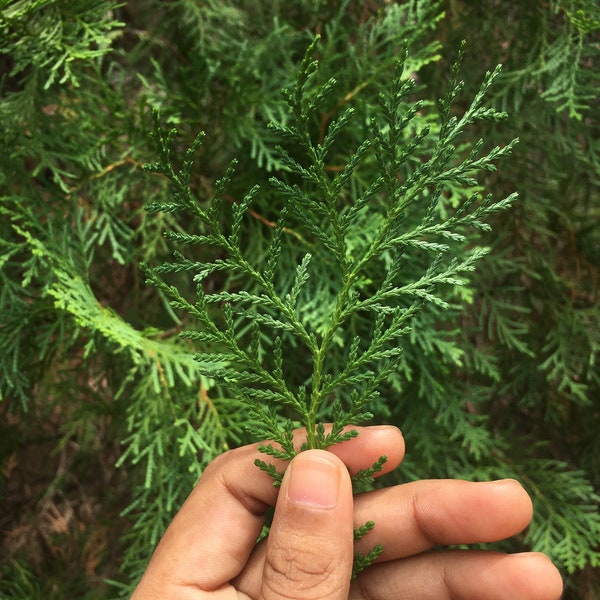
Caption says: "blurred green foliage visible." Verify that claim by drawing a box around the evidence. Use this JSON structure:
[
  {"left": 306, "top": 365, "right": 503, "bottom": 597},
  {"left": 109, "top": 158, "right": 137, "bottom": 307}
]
[{"left": 0, "top": 1, "right": 598, "bottom": 598}]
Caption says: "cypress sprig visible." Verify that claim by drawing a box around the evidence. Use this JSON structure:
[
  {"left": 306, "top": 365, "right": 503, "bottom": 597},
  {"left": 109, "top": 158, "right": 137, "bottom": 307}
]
[
  {"left": 145, "top": 38, "right": 518, "bottom": 576},
  {"left": 145, "top": 35, "right": 517, "bottom": 464}
]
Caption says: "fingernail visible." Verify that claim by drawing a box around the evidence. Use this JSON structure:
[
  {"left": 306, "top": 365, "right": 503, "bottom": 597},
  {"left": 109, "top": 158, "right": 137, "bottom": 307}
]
[
  {"left": 487, "top": 478, "right": 523, "bottom": 493},
  {"left": 489, "top": 478, "right": 520, "bottom": 487},
  {"left": 286, "top": 452, "right": 341, "bottom": 509}
]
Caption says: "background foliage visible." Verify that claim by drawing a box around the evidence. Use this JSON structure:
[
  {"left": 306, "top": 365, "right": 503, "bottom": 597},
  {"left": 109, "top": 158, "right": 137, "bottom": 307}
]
[{"left": 0, "top": 1, "right": 598, "bottom": 598}]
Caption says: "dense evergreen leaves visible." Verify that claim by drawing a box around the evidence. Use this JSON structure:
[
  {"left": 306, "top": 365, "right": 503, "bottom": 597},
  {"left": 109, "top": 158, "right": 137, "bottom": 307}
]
[{"left": 0, "top": 1, "right": 598, "bottom": 598}]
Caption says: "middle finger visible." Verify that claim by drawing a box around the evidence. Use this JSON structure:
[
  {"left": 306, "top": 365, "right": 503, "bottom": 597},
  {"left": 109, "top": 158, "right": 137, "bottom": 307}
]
[{"left": 353, "top": 478, "right": 533, "bottom": 561}]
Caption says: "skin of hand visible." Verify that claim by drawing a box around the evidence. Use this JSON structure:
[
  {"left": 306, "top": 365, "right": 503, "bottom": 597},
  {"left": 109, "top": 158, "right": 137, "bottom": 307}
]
[{"left": 131, "top": 425, "right": 563, "bottom": 600}]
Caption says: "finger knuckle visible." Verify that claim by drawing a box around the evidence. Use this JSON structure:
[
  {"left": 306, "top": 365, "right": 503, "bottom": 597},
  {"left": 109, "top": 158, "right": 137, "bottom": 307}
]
[{"left": 263, "top": 538, "right": 338, "bottom": 600}]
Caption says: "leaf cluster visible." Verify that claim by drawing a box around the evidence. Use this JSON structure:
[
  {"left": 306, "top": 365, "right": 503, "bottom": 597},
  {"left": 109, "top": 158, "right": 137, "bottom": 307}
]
[{"left": 145, "top": 36, "right": 517, "bottom": 475}]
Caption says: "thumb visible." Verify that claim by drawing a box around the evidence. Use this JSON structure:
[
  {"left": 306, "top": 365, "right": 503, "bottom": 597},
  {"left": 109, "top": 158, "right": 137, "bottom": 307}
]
[{"left": 261, "top": 450, "right": 354, "bottom": 600}]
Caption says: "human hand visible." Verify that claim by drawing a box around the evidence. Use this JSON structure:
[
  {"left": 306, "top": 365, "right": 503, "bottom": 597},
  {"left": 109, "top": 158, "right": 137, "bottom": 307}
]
[{"left": 131, "top": 425, "right": 563, "bottom": 600}]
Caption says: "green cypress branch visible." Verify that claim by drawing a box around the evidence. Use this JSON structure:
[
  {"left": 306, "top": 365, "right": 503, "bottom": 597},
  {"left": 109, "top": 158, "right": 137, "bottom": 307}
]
[
  {"left": 145, "top": 33, "right": 517, "bottom": 452},
  {"left": 144, "top": 36, "right": 518, "bottom": 579}
]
